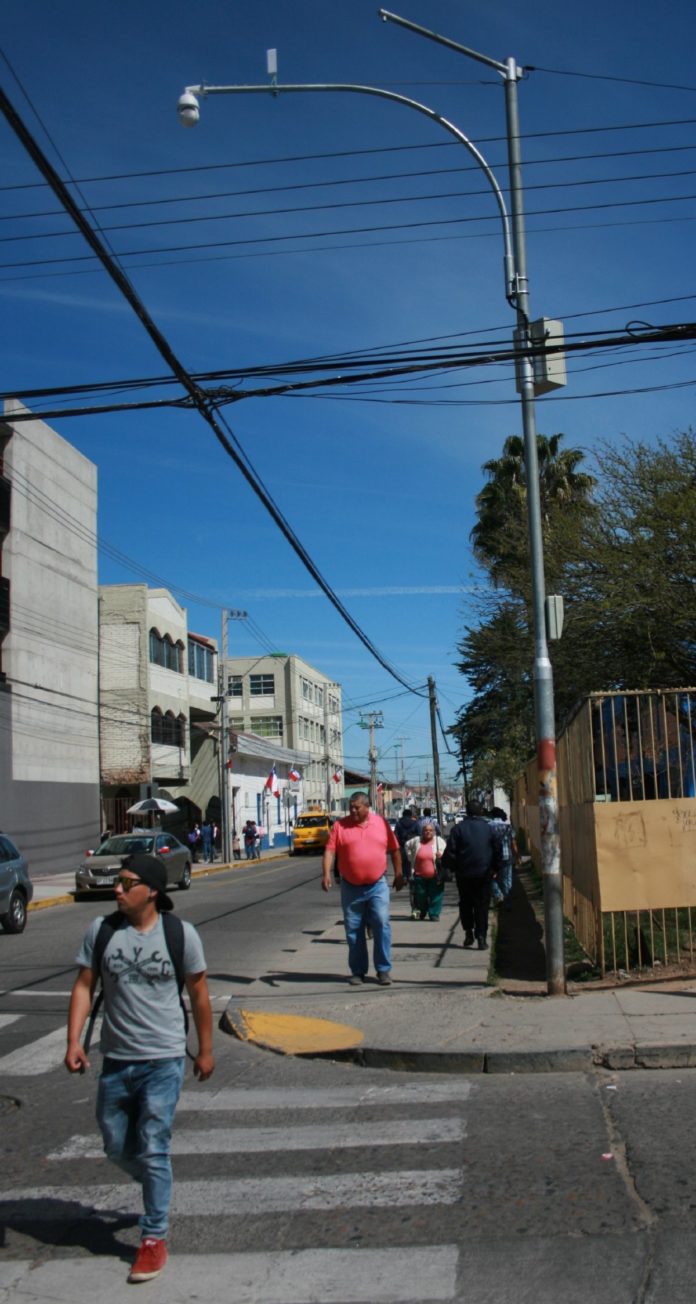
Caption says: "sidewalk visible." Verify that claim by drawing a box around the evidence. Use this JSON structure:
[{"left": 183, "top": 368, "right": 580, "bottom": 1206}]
[
  {"left": 29, "top": 867, "right": 696, "bottom": 1073},
  {"left": 222, "top": 876, "right": 696, "bottom": 1074}
]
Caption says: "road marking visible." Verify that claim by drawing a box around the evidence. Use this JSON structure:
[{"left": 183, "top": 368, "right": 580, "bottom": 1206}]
[
  {"left": 0, "top": 1013, "right": 21, "bottom": 1028},
  {"left": 48, "top": 1116, "right": 465, "bottom": 1160},
  {"left": 0, "top": 1026, "right": 69, "bottom": 1075},
  {"left": 3, "top": 1168, "right": 463, "bottom": 1216},
  {"left": 0, "top": 1246, "right": 459, "bottom": 1302},
  {"left": 180, "top": 1082, "right": 472, "bottom": 1111}
]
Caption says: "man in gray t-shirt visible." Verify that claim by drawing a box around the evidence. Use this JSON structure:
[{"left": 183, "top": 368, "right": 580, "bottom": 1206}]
[{"left": 65, "top": 853, "right": 214, "bottom": 1285}]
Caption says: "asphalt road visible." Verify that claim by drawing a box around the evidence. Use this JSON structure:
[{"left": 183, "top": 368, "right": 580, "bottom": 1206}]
[{"left": 1, "top": 859, "right": 695, "bottom": 1302}]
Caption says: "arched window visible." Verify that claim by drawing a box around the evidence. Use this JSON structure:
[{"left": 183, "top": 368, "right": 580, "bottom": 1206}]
[
  {"left": 162, "top": 711, "right": 178, "bottom": 745},
  {"left": 151, "top": 707, "right": 164, "bottom": 743},
  {"left": 149, "top": 628, "right": 165, "bottom": 667}
]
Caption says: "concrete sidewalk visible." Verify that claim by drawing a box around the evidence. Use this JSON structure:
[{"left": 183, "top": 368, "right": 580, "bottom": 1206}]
[
  {"left": 28, "top": 869, "right": 696, "bottom": 1073},
  {"left": 222, "top": 881, "right": 696, "bottom": 1073}
]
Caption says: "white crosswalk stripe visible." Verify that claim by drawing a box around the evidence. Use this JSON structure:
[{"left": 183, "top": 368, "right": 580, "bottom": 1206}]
[
  {"left": 49, "top": 1115, "right": 465, "bottom": 1160},
  {"left": 0, "top": 1247, "right": 460, "bottom": 1303},
  {"left": 0, "top": 1018, "right": 102, "bottom": 1076},
  {"left": 4, "top": 1078, "right": 470, "bottom": 1300}
]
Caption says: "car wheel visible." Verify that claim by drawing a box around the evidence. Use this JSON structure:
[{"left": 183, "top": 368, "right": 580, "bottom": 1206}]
[
  {"left": 1, "top": 889, "right": 27, "bottom": 934},
  {"left": 178, "top": 862, "right": 192, "bottom": 891}
]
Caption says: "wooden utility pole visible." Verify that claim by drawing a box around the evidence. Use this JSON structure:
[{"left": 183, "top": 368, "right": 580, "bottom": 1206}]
[{"left": 428, "top": 676, "right": 443, "bottom": 829}]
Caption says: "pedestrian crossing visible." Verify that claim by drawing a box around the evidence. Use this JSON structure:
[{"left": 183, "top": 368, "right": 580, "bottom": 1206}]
[{"left": 2, "top": 1080, "right": 472, "bottom": 1302}]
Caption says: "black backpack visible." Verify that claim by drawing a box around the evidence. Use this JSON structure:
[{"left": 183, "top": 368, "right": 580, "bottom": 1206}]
[{"left": 83, "top": 910, "right": 191, "bottom": 1057}]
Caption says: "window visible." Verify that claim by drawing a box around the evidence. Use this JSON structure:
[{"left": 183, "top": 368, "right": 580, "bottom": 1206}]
[
  {"left": 151, "top": 708, "right": 185, "bottom": 747},
  {"left": 150, "top": 628, "right": 183, "bottom": 673},
  {"left": 250, "top": 673, "right": 274, "bottom": 696},
  {"left": 250, "top": 716, "right": 283, "bottom": 739},
  {"left": 315, "top": 685, "right": 324, "bottom": 707},
  {"left": 230, "top": 716, "right": 244, "bottom": 731},
  {"left": 188, "top": 639, "right": 215, "bottom": 683},
  {"left": 301, "top": 678, "right": 312, "bottom": 701},
  {"left": 228, "top": 674, "right": 243, "bottom": 697},
  {"left": 329, "top": 694, "right": 339, "bottom": 714}
]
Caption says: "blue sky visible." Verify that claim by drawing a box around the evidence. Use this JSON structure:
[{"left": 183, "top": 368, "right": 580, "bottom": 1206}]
[{"left": 2, "top": 0, "right": 696, "bottom": 788}]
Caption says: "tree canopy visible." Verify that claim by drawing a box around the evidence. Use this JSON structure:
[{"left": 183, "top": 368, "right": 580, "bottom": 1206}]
[{"left": 453, "top": 429, "right": 696, "bottom": 795}]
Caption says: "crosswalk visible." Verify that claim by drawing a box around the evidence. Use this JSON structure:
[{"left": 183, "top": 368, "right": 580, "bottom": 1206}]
[{"left": 2, "top": 1080, "right": 473, "bottom": 1302}]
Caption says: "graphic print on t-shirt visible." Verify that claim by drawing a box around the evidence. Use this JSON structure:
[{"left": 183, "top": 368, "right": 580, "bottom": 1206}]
[{"left": 105, "top": 941, "right": 176, "bottom": 987}]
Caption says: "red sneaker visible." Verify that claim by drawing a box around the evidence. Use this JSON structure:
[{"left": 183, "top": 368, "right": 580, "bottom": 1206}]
[{"left": 128, "top": 1237, "right": 168, "bottom": 1283}]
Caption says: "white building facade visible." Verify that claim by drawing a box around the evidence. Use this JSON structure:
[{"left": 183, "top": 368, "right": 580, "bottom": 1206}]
[
  {"left": 99, "top": 584, "right": 219, "bottom": 839},
  {"left": 225, "top": 653, "right": 345, "bottom": 812},
  {"left": 0, "top": 401, "right": 100, "bottom": 873}
]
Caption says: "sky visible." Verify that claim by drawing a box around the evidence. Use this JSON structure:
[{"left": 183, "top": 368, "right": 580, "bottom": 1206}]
[{"left": 2, "top": 0, "right": 696, "bottom": 790}]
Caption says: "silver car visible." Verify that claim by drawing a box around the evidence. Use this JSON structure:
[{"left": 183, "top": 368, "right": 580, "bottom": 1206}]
[
  {"left": 0, "top": 833, "right": 34, "bottom": 934},
  {"left": 75, "top": 832, "right": 192, "bottom": 896}
]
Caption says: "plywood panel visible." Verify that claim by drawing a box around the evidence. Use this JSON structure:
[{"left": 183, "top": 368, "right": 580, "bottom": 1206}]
[{"left": 596, "top": 799, "right": 696, "bottom": 910}]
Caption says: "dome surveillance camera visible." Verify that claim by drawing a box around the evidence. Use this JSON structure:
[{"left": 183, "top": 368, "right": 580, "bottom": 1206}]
[{"left": 177, "top": 91, "right": 200, "bottom": 127}]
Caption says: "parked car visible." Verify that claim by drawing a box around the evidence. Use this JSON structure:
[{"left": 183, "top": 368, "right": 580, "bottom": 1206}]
[
  {"left": 0, "top": 833, "right": 33, "bottom": 934},
  {"left": 75, "top": 832, "right": 192, "bottom": 895}
]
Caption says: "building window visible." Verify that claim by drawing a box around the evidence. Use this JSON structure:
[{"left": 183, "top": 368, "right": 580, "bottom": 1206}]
[
  {"left": 250, "top": 716, "right": 283, "bottom": 739},
  {"left": 230, "top": 716, "right": 244, "bottom": 730},
  {"left": 228, "top": 674, "right": 243, "bottom": 697},
  {"left": 301, "top": 678, "right": 312, "bottom": 701},
  {"left": 151, "top": 708, "right": 185, "bottom": 746},
  {"left": 315, "top": 685, "right": 324, "bottom": 707},
  {"left": 188, "top": 639, "right": 214, "bottom": 683},
  {"left": 250, "top": 673, "right": 274, "bottom": 697},
  {"left": 150, "top": 628, "right": 184, "bottom": 673},
  {"left": 329, "top": 694, "right": 339, "bottom": 714}
]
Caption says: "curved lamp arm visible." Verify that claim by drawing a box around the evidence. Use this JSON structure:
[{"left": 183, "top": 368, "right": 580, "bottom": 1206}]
[{"left": 180, "top": 81, "right": 516, "bottom": 303}]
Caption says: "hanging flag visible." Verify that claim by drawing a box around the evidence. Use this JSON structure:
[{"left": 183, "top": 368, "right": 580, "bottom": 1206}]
[
  {"left": 264, "top": 765, "right": 280, "bottom": 797},
  {"left": 333, "top": 765, "right": 343, "bottom": 784},
  {"left": 288, "top": 766, "right": 301, "bottom": 783}
]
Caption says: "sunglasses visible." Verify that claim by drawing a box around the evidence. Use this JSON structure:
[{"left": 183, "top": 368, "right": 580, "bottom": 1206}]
[{"left": 114, "top": 875, "right": 146, "bottom": 892}]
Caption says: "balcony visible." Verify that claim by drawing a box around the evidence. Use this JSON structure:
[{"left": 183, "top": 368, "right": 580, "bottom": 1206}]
[
  {"left": 0, "top": 576, "right": 9, "bottom": 636},
  {"left": 0, "top": 476, "right": 10, "bottom": 537}
]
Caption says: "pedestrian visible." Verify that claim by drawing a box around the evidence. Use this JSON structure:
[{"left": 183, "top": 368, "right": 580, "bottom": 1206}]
[
  {"left": 243, "top": 820, "right": 257, "bottom": 860},
  {"left": 254, "top": 824, "right": 264, "bottom": 860},
  {"left": 100, "top": 825, "right": 114, "bottom": 845},
  {"left": 393, "top": 807, "right": 420, "bottom": 882},
  {"left": 404, "top": 822, "right": 447, "bottom": 921},
  {"left": 187, "top": 823, "right": 201, "bottom": 863},
  {"left": 201, "top": 819, "right": 213, "bottom": 863},
  {"left": 442, "top": 799, "right": 502, "bottom": 950},
  {"left": 322, "top": 791, "right": 403, "bottom": 986},
  {"left": 64, "top": 853, "right": 214, "bottom": 1284},
  {"left": 232, "top": 831, "right": 241, "bottom": 861},
  {"left": 488, "top": 807, "right": 518, "bottom": 907},
  {"left": 417, "top": 806, "right": 442, "bottom": 836},
  {"left": 211, "top": 821, "right": 220, "bottom": 862}
]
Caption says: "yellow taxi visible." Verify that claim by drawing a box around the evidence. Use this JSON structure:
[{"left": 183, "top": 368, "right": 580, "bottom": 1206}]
[{"left": 290, "top": 808, "right": 333, "bottom": 855}]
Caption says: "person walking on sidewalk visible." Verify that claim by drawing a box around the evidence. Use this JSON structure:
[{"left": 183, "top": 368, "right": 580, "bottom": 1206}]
[
  {"left": 443, "top": 799, "right": 502, "bottom": 950},
  {"left": 404, "top": 822, "right": 447, "bottom": 921},
  {"left": 201, "top": 819, "right": 213, "bottom": 863},
  {"left": 489, "top": 807, "right": 518, "bottom": 907},
  {"left": 394, "top": 806, "right": 420, "bottom": 916},
  {"left": 64, "top": 853, "right": 215, "bottom": 1285},
  {"left": 322, "top": 791, "right": 403, "bottom": 986},
  {"left": 243, "top": 819, "right": 257, "bottom": 860}
]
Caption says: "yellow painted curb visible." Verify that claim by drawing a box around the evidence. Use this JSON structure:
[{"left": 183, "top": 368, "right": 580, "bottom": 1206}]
[
  {"left": 28, "top": 894, "right": 74, "bottom": 912},
  {"left": 225, "top": 1008, "right": 364, "bottom": 1056}
]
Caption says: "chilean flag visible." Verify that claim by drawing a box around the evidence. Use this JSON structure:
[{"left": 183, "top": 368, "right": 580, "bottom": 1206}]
[
  {"left": 265, "top": 765, "right": 280, "bottom": 797},
  {"left": 289, "top": 766, "right": 301, "bottom": 782},
  {"left": 333, "top": 765, "right": 343, "bottom": 784}
]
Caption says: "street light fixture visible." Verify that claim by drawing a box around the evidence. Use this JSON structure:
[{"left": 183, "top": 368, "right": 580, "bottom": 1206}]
[{"left": 177, "top": 12, "right": 565, "bottom": 994}]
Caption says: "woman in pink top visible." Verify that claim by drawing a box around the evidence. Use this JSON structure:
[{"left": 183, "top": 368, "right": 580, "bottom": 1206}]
[{"left": 404, "top": 824, "right": 447, "bottom": 921}]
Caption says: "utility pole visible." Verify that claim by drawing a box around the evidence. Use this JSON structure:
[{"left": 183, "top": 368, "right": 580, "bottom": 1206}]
[
  {"left": 220, "top": 608, "right": 247, "bottom": 863},
  {"left": 427, "top": 676, "right": 443, "bottom": 829},
  {"left": 359, "top": 711, "right": 383, "bottom": 809}
]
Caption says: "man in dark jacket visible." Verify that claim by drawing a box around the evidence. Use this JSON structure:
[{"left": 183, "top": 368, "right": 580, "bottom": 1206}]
[
  {"left": 394, "top": 808, "right": 420, "bottom": 881},
  {"left": 443, "top": 799, "right": 502, "bottom": 950}
]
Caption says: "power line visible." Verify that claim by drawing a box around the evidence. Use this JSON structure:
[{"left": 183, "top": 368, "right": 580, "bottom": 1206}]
[{"left": 0, "top": 84, "right": 425, "bottom": 700}]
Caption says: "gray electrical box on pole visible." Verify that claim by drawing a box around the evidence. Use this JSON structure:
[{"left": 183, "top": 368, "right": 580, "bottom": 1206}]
[{"left": 529, "top": 318, "right": 567, "bottom": 396}]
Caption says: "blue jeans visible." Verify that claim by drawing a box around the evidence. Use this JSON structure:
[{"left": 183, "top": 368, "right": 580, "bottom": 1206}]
[
  {"left": 341, "top": 875, "right": 392, "bottom": 976},
  {"left": 97, "top": 1056, "right": 185, "bottom": 1239},
  {"left": 492, "top": 860, "right": 513, "bottom": 901}
]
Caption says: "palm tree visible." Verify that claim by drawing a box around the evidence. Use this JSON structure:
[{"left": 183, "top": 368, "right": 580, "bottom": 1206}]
[{"left": 471, "top": 432, "right": 595, "bottom": 585}]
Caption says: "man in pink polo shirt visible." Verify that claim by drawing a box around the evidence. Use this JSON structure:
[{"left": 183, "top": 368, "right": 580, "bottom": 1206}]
[{"left": 322, "top": 792, "right": 403, "bottom": 986}]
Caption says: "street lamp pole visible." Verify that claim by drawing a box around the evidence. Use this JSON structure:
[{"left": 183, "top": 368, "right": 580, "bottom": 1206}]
[{"left": 178, "top": 13, "right": 565, "bottom": 994}]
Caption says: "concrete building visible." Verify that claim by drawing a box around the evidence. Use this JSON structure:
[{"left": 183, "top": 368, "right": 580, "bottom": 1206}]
[
  {"left": 226, "top": 730, "right": 311, "bottom": 852},
  {"left": 99, "top": 584, "right": 219, "bottom": 839},
  {"left": 225, "top": 653, "right": 345, "bottom": 812},
  {"left": 0, "top": 401, "right": 100, "bottom": 874}
]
